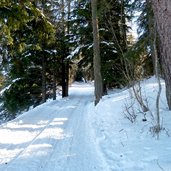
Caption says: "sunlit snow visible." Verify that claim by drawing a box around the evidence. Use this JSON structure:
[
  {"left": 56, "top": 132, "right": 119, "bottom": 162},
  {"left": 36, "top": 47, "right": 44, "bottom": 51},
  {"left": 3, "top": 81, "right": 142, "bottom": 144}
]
[{"left": 0, "top": 78, "right": 171, "bottom": 171}]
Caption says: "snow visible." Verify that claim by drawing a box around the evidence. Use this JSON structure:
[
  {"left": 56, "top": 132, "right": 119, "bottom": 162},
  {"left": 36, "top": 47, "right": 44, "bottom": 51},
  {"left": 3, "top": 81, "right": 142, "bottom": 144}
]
[
  {"left": 101, "top": 41, "right": 114, "bottom": 46},
  {"left": 0, "top": 78, "right": 21, "bottom": 95},
  {"left": 87, "top": 77, "right": 171, "bottom": 171},
  {"left": 67, "top": 46, "right": 83, "bottom": 59},
  {"left": 44, "top": 50, "right": 57, "bottom": 54},
  {"left": 0, "top": 77, "right": 171, "bottom": 171}
]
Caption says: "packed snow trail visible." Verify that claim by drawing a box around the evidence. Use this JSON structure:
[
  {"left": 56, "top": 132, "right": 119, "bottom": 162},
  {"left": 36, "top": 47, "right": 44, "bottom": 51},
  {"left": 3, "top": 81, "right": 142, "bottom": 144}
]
[{"left": 0, "top": 83, "right": 106, "bottom": 171}]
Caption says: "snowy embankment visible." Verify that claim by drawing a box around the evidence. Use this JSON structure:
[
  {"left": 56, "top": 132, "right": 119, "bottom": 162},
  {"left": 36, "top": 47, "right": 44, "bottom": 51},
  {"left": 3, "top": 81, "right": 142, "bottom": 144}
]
[
  {"left": 88, "top": 76, "right": 171, "bottom": 171},
  {"left": 0, "top": 77, "right": 171, "bottom": 171}
]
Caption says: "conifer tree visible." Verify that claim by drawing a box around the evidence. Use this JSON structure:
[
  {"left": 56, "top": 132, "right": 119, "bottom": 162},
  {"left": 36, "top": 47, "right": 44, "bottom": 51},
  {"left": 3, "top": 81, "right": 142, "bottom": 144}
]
[
  {"left": 72, "top": 0, "right": 131, "bottom": 88},
  {"left": 0, "top": 0, "right": 56, "bottom": 115}
]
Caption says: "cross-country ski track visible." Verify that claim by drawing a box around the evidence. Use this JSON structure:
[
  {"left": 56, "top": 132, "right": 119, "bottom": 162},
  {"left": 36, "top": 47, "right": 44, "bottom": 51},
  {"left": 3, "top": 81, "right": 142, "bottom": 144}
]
[{"left": 0, "top": 83, "right": 106, "bottom": 171}]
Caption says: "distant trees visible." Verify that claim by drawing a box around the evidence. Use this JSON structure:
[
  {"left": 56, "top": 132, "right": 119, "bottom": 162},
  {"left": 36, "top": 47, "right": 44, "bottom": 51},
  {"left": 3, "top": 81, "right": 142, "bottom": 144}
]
[
  {"left": 73, "top": 0, "right": 132, "bottom": 86},
  {"left": 1, "top": 0, "right": 132, "bottom": 113},
  {"left": 99, "top": 0, "right": 131, "bottom": 87},
  {"left": 125, "top": 0, "right": 154, "bottom": 83},
  {"left": 1, "top": 0, "right": 171, "bottom": 117},
  {"left": 64, "top": 0, "right": 140, "bottom": 105}
]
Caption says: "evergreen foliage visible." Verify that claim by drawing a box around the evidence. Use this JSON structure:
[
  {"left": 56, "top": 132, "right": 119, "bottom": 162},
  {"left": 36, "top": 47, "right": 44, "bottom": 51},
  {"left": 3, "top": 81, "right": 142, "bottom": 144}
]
[
  {"left": 0, "top": 0, "right": 156, "bottom": 118},
  {"left": 72, "top": 0, "right": 132, "bottom": 88},
  {"left": 124, "top": 0, "right": 154, "bottom": 82},
  {"left": 0, "top": 0, "right": 56, "bottom": 116}
]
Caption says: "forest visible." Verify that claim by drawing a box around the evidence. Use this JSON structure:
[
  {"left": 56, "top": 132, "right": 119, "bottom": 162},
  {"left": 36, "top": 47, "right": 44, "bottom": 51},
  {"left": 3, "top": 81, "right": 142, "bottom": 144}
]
[
  {"left": 0, "top": 0, "right": 170, "bottom": 124},
  {"left": 1, "top": 1, "right": 171, "bottom": 170}
]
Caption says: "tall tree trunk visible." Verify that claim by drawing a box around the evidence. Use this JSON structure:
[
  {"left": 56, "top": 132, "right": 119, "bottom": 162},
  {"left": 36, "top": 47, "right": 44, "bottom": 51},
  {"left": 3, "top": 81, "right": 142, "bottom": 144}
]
[
  {"left": 67, "top": 0, "right": 71, "bottom": 31},
  {"left": 146, "top": 0, "right": 156, "bottom": 75},
  {"left": 91, "top": 0, "right": 103, "bottom": 105},
  {"left": 61, "top": 0, "right": 67, "bottom": 98},
  {"left": 61, "top": 0, "right": 69, "bottom": 98},
  {"left": 150, "top": 0, "right": 171, "bottom": 109},
  {"left": 52, "top": 66, "right": 57, "bottom": 100},
  {"left": 120, "top": 0, "right": 127, "bottom": 51},
  {"left": 153, "top": 22, "right": 161, "bottom": 139},
  {"left": 65, "top": 60, "right": 69, "bottom": 97},
  {"left": 61, "top": 60, "right": 69, "bottom": 98},
  {"left": 65, "top": 0, "right": 71, "bottom": 97},
  {"left": 41, "top": 0, "right": 46, "bottom": 103},
  {"left": 62, "top": 58, "right": 66, "bottom": 98},
  {"left": 42, "top": 54, "right": 46, "bottom": 103}
]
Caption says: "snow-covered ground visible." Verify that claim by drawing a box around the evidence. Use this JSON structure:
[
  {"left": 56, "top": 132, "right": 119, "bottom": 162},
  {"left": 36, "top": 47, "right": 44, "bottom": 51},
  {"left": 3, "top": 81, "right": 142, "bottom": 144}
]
[
  {"left": 0, "top": 77, "right": 171, "bottom": 171},
  {"left": 88, "top": 77, "right": 171, "bottom": 171}
]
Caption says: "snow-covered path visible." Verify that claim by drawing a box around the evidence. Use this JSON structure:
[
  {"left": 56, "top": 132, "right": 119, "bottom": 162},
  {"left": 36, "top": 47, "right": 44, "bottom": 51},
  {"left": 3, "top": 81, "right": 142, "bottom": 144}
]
[
  {"left": 1, "top": 78, "right": 171, "bottom": 171},
  {"left": 0, "top": 83, "right": 105, "bottom": 171}
]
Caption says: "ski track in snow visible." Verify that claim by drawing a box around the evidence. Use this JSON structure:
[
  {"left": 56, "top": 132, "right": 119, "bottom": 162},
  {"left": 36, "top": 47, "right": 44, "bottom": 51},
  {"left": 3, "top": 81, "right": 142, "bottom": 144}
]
[
  {"left": 0, "top": 83, "right": 105, "bottom": 171},
  {"left": 1, "top": 77, "right": 171, "bottom": 171}
]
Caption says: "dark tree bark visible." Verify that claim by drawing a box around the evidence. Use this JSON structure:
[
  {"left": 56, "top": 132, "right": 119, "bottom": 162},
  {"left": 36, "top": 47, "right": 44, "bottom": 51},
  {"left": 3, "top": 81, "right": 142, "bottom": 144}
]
[
  {"left": 52, "top": 66, "right": 57, "bottom": 100},
  {"left": 65, "top": 60, "right": 69, "bottom": 97},
  {"left": 91, "top": 0, "right": 103, "bottom": 105},
  {"left": 65, "top": 0, "right": 71, "bottom": 97},
  {"left": 150, "top": 0, "right": 171, "bottom": 109},
  {"left": 61, "top": 0, "right": 69, "bottom": 98},
  {"left": 41, "top": 0, "right": 47, "bottom": 103},
  {"left": 41, "top": 54, "right": 46, "bottom": 103},
  {"left": 120, "top": 0, "right": 127, "bottom": 51},
  {"left": 61, "top": 59, "right": 69, "bottom": 98},
  {"left": 62, "top": 58, "right": 66, "bottom": 97}
]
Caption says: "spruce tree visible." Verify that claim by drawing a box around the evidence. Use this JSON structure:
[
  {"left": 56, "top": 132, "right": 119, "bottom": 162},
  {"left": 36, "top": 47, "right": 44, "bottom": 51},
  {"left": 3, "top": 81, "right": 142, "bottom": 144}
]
[
  {"left": 72, "top": 0, "right": 131, "bottom": 88},
  {"left": 0, "top": 0, "right": 56, "bottom": 115}
]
